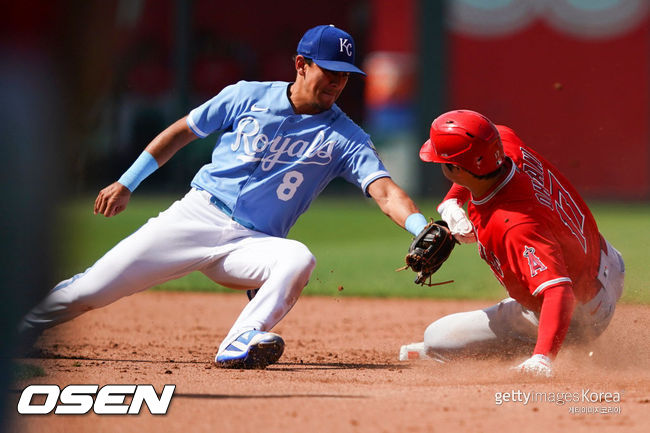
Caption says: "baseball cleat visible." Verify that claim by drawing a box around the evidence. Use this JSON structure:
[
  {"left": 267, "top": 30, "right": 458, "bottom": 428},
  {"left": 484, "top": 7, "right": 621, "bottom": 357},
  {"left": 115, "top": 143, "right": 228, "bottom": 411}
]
[
  {"left": 399, "top": 342, "right": 428, "bottom": 361},
  {"left": 215, "top": 330, "right": 284, "bottom": 369}
]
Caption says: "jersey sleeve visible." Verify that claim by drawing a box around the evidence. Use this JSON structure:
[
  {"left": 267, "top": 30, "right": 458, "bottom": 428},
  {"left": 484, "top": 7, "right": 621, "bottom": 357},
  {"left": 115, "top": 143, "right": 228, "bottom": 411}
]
[
  {"left": 442, "top": 183, "right": 471, "bottom": 206},
  {"left": 497, "top": 125, "right": 526, "bottom": 166},
  {"left": 503, "top": 222, "right": 572, "bottom": 297},
  {"left": 534, "top": 284, "right": 576, "bottom": 358},
  {"left": 186, "top": 81, "right": 246, "bottom": 138},
  {"left": 339, "top": 134, "right": 391, "bottom": 196}
]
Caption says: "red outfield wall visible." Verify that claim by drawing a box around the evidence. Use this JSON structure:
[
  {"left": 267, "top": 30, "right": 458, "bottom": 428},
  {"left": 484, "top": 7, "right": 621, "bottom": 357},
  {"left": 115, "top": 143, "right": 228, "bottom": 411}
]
[
  {"left": 447, "top": 4, "right": 650, "bottom": 199},
  {"left": 370, "top": 0, "right": 650, "bottom": 199}
]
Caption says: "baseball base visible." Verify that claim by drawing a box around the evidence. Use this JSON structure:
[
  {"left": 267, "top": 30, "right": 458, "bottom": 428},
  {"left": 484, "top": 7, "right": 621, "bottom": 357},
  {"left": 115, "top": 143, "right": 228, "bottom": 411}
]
[{"left": 398, "top": 342, "right": 429, "bottom": 361}]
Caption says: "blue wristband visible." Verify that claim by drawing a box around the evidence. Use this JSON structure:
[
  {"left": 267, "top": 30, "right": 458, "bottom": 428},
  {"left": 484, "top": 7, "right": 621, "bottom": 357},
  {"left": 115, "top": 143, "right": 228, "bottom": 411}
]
[
  {"left": 117, "top": 151, "right": 159, "bottom": 192},
  {"left": 405, "top": 213, "right": 428, "bottom": 236}
]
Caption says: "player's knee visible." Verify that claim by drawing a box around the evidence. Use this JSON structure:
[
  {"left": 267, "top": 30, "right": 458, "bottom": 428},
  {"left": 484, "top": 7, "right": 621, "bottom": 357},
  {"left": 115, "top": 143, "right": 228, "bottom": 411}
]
[
  {"left": 423, "top": 318, "right": 450, "bottom": 351},
  {"left": 423, "top": 313, "right": 467, "bottom": 351},
  {"left": 282, "top": 241, "right": 317, "bottom": 276}
]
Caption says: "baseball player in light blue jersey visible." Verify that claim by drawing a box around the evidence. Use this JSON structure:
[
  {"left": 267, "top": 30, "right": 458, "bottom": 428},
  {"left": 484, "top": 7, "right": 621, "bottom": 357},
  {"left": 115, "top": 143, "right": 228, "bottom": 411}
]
[{"left": 19, "top": 25, "right": 429, "bottom": 369}]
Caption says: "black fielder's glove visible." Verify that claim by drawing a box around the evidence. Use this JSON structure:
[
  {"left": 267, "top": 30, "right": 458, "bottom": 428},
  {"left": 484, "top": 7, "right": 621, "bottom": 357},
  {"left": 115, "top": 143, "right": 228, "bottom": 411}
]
[{"left": 403, "top": 220, "right": 458, "bottom": 286}]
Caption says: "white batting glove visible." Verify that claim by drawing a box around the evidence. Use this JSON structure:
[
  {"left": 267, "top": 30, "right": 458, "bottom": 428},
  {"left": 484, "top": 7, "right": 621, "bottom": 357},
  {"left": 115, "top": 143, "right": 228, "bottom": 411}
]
[
  {"left": 512, "top": 354, "right": 553, "bottom": 378},
  {"left": 437, "top": 199, "right": 476, "bottom": 244}
]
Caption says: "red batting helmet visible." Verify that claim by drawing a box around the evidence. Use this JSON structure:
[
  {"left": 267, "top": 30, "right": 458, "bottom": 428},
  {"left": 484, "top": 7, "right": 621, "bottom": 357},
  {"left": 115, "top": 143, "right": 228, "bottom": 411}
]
[{"left": 419, "top": 110, "right": 504, "bottom": 175}]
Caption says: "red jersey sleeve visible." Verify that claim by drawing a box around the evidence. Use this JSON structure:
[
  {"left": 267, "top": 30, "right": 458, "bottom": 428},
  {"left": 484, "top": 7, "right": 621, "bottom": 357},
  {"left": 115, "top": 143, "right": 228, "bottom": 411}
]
[
  {"left": 534, "top": 284, "right": 576, "bottom": 357},
  {"left": 502, "top": 222, "right": 577, "bottom": 357},
  {"left": 442, "top": 183, "right": 471, "bottom": 206}
]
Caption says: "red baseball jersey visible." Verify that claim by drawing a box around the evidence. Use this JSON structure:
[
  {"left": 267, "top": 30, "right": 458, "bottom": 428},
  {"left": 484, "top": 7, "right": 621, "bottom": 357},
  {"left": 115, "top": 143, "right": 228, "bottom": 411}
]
[{"left": 443, "top": 126, "right": 602, "bottom": 312}]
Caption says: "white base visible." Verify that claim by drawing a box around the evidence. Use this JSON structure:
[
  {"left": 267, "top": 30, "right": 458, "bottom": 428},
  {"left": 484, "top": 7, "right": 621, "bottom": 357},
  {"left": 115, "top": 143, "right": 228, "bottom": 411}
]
[{"left": 398, "top": 342, "right": 429, "bottom": 361}]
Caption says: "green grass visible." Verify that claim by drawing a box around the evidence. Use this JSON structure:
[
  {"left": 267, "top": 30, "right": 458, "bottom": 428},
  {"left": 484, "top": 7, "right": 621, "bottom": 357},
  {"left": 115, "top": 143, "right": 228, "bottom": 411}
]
[
  {"left": 55, "top": 195, "right": 650, "bottom": 303},
  {"left": 11, "top": 363, "right": 46, "bottom": 382}
]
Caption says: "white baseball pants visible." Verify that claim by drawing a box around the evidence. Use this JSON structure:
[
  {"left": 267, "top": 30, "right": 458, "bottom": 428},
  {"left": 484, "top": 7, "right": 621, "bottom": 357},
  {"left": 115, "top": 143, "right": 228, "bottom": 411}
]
[
  {"left": 422, "top": 238, "right": 625, "bottom": 361},
  {"left": 20, "top": 188, "right": 316, "bottom": 355}
]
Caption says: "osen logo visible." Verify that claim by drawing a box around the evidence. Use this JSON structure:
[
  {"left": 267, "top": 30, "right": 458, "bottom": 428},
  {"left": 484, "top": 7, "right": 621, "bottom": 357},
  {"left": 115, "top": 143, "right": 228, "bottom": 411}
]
[{"left": 17, "top": 384, "right": 175, "bottom": 415}]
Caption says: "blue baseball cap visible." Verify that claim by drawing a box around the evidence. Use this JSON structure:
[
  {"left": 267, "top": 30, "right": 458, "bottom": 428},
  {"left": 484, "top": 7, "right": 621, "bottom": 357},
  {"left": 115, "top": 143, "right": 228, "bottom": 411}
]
[{"left": 297, "top": 25, "right": 366, "bottom": 76}]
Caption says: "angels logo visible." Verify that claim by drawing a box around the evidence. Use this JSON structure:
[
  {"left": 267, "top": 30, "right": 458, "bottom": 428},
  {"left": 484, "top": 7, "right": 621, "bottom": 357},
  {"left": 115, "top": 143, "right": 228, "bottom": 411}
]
[{"left": 523, "top": 246, "right": 547, "bottom": 277}]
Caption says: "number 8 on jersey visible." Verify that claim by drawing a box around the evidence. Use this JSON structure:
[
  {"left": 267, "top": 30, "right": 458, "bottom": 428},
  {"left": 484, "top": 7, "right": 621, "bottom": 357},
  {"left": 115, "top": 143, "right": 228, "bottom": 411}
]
[{"left": 276, "top": 170, "right": 304, "bottom": 201}]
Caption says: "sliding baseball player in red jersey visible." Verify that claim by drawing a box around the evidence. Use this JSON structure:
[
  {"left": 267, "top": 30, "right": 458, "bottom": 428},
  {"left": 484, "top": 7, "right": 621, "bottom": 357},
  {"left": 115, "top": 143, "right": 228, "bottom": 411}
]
[{"left": 399, "top": 110, "right": 625, "bottom": 377}]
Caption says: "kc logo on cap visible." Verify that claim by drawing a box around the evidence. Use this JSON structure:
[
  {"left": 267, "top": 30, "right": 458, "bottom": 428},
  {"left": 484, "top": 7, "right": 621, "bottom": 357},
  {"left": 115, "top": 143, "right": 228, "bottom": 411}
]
[
  {"left": 297, "top": 24, "right": 366, "bottom": 75},
  {"left": 339, "top": 38, "right": 352, "bottom": 56}
]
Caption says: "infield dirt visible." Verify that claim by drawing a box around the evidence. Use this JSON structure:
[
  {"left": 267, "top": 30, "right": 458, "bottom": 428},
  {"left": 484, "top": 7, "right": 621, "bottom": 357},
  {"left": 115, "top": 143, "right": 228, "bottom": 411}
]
[{"left": 6, "top": 292, "right": 650, "bottom": 433}]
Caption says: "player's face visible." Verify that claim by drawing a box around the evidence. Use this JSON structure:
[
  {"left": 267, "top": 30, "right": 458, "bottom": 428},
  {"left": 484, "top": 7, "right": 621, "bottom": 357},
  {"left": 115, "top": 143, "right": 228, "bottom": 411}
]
[
  {"left": 304, "top": 61, "right": 349, "bottom": 111},
  {"left": 441, "top": 163, "right": 469, "bottom": 186},
  {"left": 441, "top": 163, "right": 455, "bottom": 180}
]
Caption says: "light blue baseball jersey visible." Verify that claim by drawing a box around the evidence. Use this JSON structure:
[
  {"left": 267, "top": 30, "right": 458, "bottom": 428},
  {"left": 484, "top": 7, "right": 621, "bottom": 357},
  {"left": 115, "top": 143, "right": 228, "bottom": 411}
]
[{"left": 186, "top": 80, "right": 390, "bottom": 238}]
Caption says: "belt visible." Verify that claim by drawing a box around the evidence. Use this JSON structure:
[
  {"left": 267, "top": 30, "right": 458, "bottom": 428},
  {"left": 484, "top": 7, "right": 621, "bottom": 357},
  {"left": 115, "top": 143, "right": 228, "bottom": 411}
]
[{"left": 208, "top": 195, "right": 256, "bottom": 231}]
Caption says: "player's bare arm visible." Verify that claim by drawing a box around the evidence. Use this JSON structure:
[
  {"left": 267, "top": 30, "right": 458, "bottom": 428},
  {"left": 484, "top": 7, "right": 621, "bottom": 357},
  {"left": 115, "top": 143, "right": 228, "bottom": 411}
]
[
  {"left": 94, "top": 116, "right": 197, "bottom": 218},
  {"left": 367, "top": 177, "right": 420, "bottom": 229},
  {"left": 144, "top": 116, "right": 197, "bottom": 166}
]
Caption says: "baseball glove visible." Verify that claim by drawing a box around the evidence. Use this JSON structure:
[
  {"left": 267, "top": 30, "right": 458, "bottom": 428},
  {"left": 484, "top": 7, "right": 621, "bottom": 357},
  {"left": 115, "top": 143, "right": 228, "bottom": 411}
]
[{"left": 402, "top": 220, "right": 458, "bottom": 286}]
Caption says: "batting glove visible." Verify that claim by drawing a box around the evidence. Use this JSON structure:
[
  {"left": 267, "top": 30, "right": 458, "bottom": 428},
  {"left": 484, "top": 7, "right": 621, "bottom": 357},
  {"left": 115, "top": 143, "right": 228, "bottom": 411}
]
[
  {"left": 512, "top": 354, "right": 553, "bottom": 378},
  {"left": 437, "top": 199, "right": 476, "bottom": 244}
]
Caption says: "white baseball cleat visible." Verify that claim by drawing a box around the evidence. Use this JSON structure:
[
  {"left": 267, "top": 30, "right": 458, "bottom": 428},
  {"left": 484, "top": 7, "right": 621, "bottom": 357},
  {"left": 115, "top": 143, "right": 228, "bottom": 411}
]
[{"left": 399, "top": 342, "right": 429, "bottom": 361}]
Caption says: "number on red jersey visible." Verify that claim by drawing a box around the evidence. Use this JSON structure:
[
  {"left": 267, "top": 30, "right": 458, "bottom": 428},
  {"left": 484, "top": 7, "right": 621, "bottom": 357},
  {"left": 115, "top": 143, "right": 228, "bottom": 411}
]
[{"left": 520, "top": 148, "right": 587, "bottom": 252}]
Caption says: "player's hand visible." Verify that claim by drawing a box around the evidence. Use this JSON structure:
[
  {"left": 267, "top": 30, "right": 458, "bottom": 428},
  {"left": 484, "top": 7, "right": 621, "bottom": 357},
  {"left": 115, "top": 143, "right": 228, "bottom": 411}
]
[
  {"left": 437, "top": 199, "right": 476, "bottom": 244},
  {"left": 94, "top": 181, "right": 131, "bottom": 217},
  {"left": 511, "top": 354, "right": 553, "bottom": 377}
]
